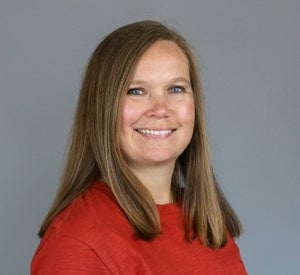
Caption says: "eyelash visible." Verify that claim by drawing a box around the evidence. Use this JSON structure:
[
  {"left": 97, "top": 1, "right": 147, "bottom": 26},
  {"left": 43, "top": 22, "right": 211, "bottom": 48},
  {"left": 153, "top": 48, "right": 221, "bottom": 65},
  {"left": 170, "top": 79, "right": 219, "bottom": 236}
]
[
  {"left": 127, "top": 86, "right": 186, "bottom": 95},
  {"left": 127, "top": 88, "right": 144, "bottom": 95},
  {"left": 169, "top": 86, "right": 184, "bottom": 93}
]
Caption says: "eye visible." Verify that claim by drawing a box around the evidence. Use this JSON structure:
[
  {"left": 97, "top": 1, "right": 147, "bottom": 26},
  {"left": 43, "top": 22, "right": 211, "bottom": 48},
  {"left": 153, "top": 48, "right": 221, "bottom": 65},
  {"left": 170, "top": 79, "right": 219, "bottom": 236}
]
[
  {"left": 127, "top": 88, "right": 144, "bottom": 95},
  {"left": 170, "top": 86, "right": 184, "bottom": 93}
]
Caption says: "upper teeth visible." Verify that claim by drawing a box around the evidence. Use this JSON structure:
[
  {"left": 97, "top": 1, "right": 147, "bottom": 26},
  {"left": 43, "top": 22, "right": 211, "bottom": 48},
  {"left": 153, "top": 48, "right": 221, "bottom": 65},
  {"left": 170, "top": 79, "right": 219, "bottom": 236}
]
[{"left": 137, "top": 129, "right": 172, "bottom": 135}]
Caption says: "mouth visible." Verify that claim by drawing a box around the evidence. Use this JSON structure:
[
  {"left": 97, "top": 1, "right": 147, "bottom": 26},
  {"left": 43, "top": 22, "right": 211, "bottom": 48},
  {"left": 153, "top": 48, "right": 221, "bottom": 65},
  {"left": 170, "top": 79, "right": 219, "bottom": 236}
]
[{"left": 135, "top": 128, "right": 175, "bottom": 136}]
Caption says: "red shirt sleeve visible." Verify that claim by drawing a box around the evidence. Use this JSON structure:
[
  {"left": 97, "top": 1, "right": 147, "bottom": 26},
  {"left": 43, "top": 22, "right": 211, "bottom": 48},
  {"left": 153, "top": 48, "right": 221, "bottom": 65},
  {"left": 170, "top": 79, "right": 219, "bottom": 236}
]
[{"left": 31, "top": 234, "right": 112, "bottom": 275}]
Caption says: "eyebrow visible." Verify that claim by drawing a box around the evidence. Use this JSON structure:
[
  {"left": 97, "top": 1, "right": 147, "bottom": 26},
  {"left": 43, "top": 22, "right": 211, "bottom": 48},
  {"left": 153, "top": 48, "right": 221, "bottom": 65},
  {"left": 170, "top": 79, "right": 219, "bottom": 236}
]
[{"left": 129, "top": 77, "right": 191, "bottom": 86}]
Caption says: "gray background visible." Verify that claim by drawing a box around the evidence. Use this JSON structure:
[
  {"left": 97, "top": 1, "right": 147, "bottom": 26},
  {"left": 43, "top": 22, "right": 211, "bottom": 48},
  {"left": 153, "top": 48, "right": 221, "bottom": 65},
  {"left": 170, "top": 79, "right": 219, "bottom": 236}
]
[{"left": 1, "top": 0, "right": 299, "bottom": 274}]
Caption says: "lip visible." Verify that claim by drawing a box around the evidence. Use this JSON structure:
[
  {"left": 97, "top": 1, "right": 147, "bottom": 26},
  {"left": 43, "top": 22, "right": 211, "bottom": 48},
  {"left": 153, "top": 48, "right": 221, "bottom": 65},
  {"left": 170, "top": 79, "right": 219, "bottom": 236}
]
[{"left": 135, "top": 128, "right": 176, "bottom": 136}]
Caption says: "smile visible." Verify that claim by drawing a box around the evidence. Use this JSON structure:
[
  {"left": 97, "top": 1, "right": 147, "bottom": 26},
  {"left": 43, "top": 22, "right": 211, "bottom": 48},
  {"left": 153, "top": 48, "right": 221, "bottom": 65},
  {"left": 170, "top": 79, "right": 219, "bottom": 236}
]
[{"left": 135, "top": 129, "right": 174, "bottom": 136}]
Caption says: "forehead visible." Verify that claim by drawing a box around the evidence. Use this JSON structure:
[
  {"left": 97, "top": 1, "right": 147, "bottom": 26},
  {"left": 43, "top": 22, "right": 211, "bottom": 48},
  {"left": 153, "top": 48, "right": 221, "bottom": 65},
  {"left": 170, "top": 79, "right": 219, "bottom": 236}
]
[
  {"left": 139, "top": 40, "right": 188, "bottom": 64},
  {"left": 131, "top": 40, "right": 190, "bottom": 81}
]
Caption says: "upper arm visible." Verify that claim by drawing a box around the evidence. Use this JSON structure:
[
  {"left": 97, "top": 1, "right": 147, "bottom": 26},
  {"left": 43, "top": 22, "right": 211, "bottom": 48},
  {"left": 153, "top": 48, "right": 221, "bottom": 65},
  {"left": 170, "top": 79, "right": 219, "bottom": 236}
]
[{"left": 31, "top": 234, "right": 112, "bottom": 275}]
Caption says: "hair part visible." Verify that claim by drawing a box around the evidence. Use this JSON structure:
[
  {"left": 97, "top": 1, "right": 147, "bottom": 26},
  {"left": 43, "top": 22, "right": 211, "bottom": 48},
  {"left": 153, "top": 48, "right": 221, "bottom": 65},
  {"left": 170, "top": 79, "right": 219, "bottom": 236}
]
[{"left": 38, "top": 20, "right": 242, "bottom": 248}]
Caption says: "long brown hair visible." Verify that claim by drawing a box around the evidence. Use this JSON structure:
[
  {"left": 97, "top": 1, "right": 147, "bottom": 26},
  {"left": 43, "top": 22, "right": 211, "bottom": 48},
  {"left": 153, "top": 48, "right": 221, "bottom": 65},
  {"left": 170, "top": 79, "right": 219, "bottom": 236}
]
[{"left": 38, "top": 20, "right": 242, "bottom": 248}]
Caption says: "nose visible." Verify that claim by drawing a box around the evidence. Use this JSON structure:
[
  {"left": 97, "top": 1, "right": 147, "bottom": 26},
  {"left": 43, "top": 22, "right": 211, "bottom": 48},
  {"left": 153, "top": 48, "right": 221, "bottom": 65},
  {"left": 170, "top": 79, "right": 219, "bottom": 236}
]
[{"left": 146, "top": 93, "right": 170, "bottom": 118}]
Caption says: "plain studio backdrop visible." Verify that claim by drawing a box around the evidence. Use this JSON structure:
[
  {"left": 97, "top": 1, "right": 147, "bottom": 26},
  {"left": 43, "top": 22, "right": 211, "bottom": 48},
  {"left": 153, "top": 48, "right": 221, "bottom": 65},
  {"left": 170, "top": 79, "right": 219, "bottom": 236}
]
[{"left": 1, "top": 0, "right": 299, "bottom": 274}]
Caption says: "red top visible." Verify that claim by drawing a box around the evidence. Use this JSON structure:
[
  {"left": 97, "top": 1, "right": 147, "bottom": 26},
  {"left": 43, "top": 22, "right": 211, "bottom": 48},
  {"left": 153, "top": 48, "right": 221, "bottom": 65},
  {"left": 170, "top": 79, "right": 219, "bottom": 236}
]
[{"left": 31, "top": 181, "right": 247, "bottom": 274}]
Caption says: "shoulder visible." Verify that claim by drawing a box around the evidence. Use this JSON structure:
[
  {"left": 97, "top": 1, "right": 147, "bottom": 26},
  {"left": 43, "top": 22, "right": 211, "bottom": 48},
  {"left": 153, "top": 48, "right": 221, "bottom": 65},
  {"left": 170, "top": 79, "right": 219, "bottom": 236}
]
[
  {"left": 44, "top": 181, "right": 132, "bottom": 246},
  {"left": 31, "top": 233, "right": 110, "bottom": 274},
  {"left": 31, "top": 181, "right": 134, "bottom": 274}
]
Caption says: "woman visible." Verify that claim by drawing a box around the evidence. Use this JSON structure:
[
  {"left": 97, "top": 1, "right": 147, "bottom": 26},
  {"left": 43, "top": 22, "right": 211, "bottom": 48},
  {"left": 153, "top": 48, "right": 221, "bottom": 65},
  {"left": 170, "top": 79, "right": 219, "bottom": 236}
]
[{"left": 31, "top": 20, "right": 247, "bottom": 274}]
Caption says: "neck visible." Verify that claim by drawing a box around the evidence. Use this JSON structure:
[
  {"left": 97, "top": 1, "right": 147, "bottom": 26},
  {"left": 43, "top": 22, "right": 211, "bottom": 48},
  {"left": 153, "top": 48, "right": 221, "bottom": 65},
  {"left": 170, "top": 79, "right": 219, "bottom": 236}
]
[{"left": 129, "top": 163, "right": 175, "bottom": 204}]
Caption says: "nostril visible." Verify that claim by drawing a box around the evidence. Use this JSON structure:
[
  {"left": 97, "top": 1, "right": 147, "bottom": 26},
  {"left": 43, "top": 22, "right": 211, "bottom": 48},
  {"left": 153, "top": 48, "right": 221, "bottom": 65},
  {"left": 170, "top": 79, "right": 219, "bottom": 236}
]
[{"left": 147, "top": 103, "right": 170, "bottom": 118}]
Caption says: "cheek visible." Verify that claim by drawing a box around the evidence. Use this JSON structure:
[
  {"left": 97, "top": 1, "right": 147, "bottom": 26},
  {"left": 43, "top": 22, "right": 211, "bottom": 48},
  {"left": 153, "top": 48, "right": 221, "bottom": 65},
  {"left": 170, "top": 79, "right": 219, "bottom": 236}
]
[
  {"left": 181, "top": 98, "right": 195, "bottom": 126},
  {"left": 120, "top": 101, "right": 138, "bottom": 131},
  {"left": 119, "top": 102, "right": 134, "bottom": 153}
]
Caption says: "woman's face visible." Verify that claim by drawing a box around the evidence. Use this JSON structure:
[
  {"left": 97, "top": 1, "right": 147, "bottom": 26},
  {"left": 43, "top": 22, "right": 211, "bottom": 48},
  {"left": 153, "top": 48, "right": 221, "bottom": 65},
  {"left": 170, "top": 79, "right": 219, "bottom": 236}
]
[{"left": 120, "top": 40, "right": 195, "bottom": 171}]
